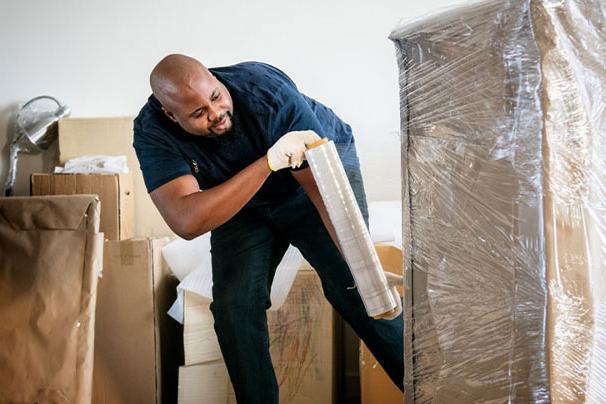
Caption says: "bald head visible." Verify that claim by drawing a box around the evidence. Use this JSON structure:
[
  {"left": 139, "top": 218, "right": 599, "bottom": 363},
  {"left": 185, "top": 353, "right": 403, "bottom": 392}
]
[
  {"left": 150, "top": 54, "right": 212, "bottom": 108},
  {"left": 149, "top": 54, "right": 234, "bottom": 137}
]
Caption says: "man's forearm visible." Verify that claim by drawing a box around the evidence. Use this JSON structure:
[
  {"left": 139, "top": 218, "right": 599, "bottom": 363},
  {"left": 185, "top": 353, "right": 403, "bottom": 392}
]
[
  {"left": 151, "top": 131, "right": 325, "bottom": 240},
  {"left": 168, "top": 156, "right": 271, "bottom": 239}
]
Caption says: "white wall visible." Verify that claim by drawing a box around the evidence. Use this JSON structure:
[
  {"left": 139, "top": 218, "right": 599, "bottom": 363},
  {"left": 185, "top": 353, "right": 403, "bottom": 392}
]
[{"left": 0, "top": 0, "right": 469, "bottom": 199}]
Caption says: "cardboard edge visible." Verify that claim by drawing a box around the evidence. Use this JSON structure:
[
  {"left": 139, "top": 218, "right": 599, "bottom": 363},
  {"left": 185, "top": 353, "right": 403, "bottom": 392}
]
[
  {"left": 117, "top": 173, "right": 135, "bottom": 240},
  {"left": 76, "top": 200, "right": 103, "bottom": 403}
]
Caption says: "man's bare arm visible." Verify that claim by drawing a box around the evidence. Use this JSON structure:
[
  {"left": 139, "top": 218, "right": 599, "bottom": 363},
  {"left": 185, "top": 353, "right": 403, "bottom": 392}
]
[{"left": 150, "top": 156, "right": 271, "bottom": 239}]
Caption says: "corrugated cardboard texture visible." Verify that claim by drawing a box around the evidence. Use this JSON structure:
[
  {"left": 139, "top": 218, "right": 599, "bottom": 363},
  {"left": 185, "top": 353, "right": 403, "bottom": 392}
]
[
  {"left": 0, "top": 195, "right": 103, "bottom": 404},
  {"left": 57, "top": 117, "right": 172, "bottom": 237},
  {"left": 31, "top": 173, "right": 134, "bottom": 240},
  {"left": 360, "top": 245, "right": 404, "bottom": 404},
  {"left": 93, "top": 238, "right": 181, "bottom": 404},
  {"left": 267, "top": 268, "right": 336, "bottom": 404}
]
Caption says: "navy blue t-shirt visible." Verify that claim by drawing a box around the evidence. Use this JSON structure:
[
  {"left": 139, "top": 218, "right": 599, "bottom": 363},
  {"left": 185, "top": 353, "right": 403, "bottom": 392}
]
[{"left": 133, "top": 61, "right": 359, "bottom": 207}]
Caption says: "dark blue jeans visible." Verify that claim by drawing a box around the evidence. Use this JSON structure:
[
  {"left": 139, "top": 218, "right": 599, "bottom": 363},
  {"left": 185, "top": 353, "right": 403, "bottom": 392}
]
[{"left": 209, "top": 169, "right": 404, "bottom": 403}]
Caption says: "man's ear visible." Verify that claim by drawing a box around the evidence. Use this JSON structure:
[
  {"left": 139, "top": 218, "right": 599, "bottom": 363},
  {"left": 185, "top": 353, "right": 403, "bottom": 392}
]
[{"left": 162, "top": 106, "right": 178, "bottom": 123}]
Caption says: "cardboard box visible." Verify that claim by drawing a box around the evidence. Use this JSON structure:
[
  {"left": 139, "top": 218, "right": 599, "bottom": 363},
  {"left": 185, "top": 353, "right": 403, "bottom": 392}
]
[
  {"left": 0, "top": 195, "right": 103, "bottom": 403},
  {"left": 178, "top": 268, "right": 336, "bottom": 404},
  {"left": 58, "top": 117, "right": 172, "bottom": 237},
  {"left": 267, "top": 267, "right": 336, "bottom": 404},
  {"left": 31, "top": 173, "right": 134, "bottom": 240},
  {"left": 360, "top": 245, "right": 404, "bottom": 404},
  {"left": 533, "top": 3, "right": 606, "bottom": 402},
  {"left": 93, "top": 238, "right": 182, "bottom": 404}
]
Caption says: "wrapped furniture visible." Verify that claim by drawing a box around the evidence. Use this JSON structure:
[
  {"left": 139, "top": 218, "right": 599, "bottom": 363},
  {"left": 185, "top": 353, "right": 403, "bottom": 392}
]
[{"left": 390, "top": 0, "right": 605, "bottom": 402}]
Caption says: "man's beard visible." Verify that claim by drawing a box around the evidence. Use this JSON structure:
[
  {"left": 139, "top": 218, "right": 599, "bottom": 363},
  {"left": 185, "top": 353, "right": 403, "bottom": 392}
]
[
  {"left": 207, "top": 111, "right": 234, "bottom": 138},
  {"left": 207, "top": 111, "right": 243, "bottom": 144}
]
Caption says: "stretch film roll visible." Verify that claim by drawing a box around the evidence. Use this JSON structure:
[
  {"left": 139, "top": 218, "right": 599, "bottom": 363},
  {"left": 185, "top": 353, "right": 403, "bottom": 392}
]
[{"left": 305, "top": 139, "right": 400, "bottom": 319}]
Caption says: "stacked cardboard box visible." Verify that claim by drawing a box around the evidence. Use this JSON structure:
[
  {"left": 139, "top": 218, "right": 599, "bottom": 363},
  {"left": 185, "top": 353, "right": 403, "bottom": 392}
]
[
  {"left": 267, "top": 268, "right": 336, "bottom": 404},
  {"left": 43, "top": 121, "right": 183, "bottom": 403},
  {"left": 0, "top": 195, "right": 103, "bottom": 403},
  {"left": 93, "top": 238, "right": 182, "bottom": 404},
  {"left": 31, "top": 172, "right": 134, "bottom": 240},
  {"left": 178, "top": 267, "right": 336, "bottom": 404},
  {"left": 57, "top": 117, "right": 172, "bottom": 237}
]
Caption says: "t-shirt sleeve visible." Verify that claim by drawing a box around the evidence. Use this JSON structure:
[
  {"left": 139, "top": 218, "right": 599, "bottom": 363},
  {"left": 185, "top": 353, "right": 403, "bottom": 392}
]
[
  {"left": 133, "top": 129, "right": 192, "bottom": 193},
  {"left": 269, "top": 85, "right": 327, "bottom": 171}
]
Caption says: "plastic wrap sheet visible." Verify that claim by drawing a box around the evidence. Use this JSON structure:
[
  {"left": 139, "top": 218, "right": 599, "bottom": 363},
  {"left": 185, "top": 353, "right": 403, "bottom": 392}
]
[
  {"left": 390, "top": 0, "right": 605, "bottom": 402},
  {"left": 306, "top": 140, "right": 400, "bottom": 319},
  {"left": 533, "top": 2, "right": 606, "bottom": 402}
]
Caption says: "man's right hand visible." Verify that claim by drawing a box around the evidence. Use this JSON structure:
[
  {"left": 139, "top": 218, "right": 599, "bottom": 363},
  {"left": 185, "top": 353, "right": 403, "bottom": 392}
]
[{"left": 266, "top": 130, "right": 321, "bottom": 171}]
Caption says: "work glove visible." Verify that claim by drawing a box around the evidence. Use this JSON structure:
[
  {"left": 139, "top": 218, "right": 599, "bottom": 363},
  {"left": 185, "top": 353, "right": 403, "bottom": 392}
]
[{"left": 266, "top": 130, "right": 322, "bottom": 171}]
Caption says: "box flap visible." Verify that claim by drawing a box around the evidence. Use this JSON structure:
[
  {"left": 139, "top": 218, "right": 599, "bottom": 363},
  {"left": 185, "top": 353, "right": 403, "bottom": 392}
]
[{"left": 0, "top": 195, "right": 100, "bottom": 232}]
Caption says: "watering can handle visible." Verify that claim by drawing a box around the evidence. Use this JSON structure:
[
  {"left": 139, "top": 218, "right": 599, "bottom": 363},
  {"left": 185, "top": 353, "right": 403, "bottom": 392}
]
[{"left": 3, "top": 143, "right": 20, "bottom": 196}]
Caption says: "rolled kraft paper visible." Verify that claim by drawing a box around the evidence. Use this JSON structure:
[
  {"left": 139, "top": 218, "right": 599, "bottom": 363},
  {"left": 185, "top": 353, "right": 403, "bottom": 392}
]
[{"left": 305, "top": 139, "right": 399, "bottom": 318}]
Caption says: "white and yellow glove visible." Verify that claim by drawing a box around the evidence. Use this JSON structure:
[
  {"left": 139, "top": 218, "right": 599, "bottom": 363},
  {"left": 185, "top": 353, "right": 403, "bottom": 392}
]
[{"left": 266, "top": 130, "right": 322, "bottom": 171}]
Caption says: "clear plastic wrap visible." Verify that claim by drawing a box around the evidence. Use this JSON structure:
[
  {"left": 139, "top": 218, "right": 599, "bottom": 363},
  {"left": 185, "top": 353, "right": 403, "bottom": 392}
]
[
  {"left": 534, "top": 2, "right": 606, "bottom": 402},
  {"left": 305, "top": 140, "right": 401, "bottom": 319},
  {"left": 389, "top": 0, "right": 605, "bottom": 402}
]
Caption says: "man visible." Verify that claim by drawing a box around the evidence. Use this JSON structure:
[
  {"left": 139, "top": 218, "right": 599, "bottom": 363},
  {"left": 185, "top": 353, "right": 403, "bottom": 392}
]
[{"left": 133, "top": 54, "right": 403, "bottom": 403}]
